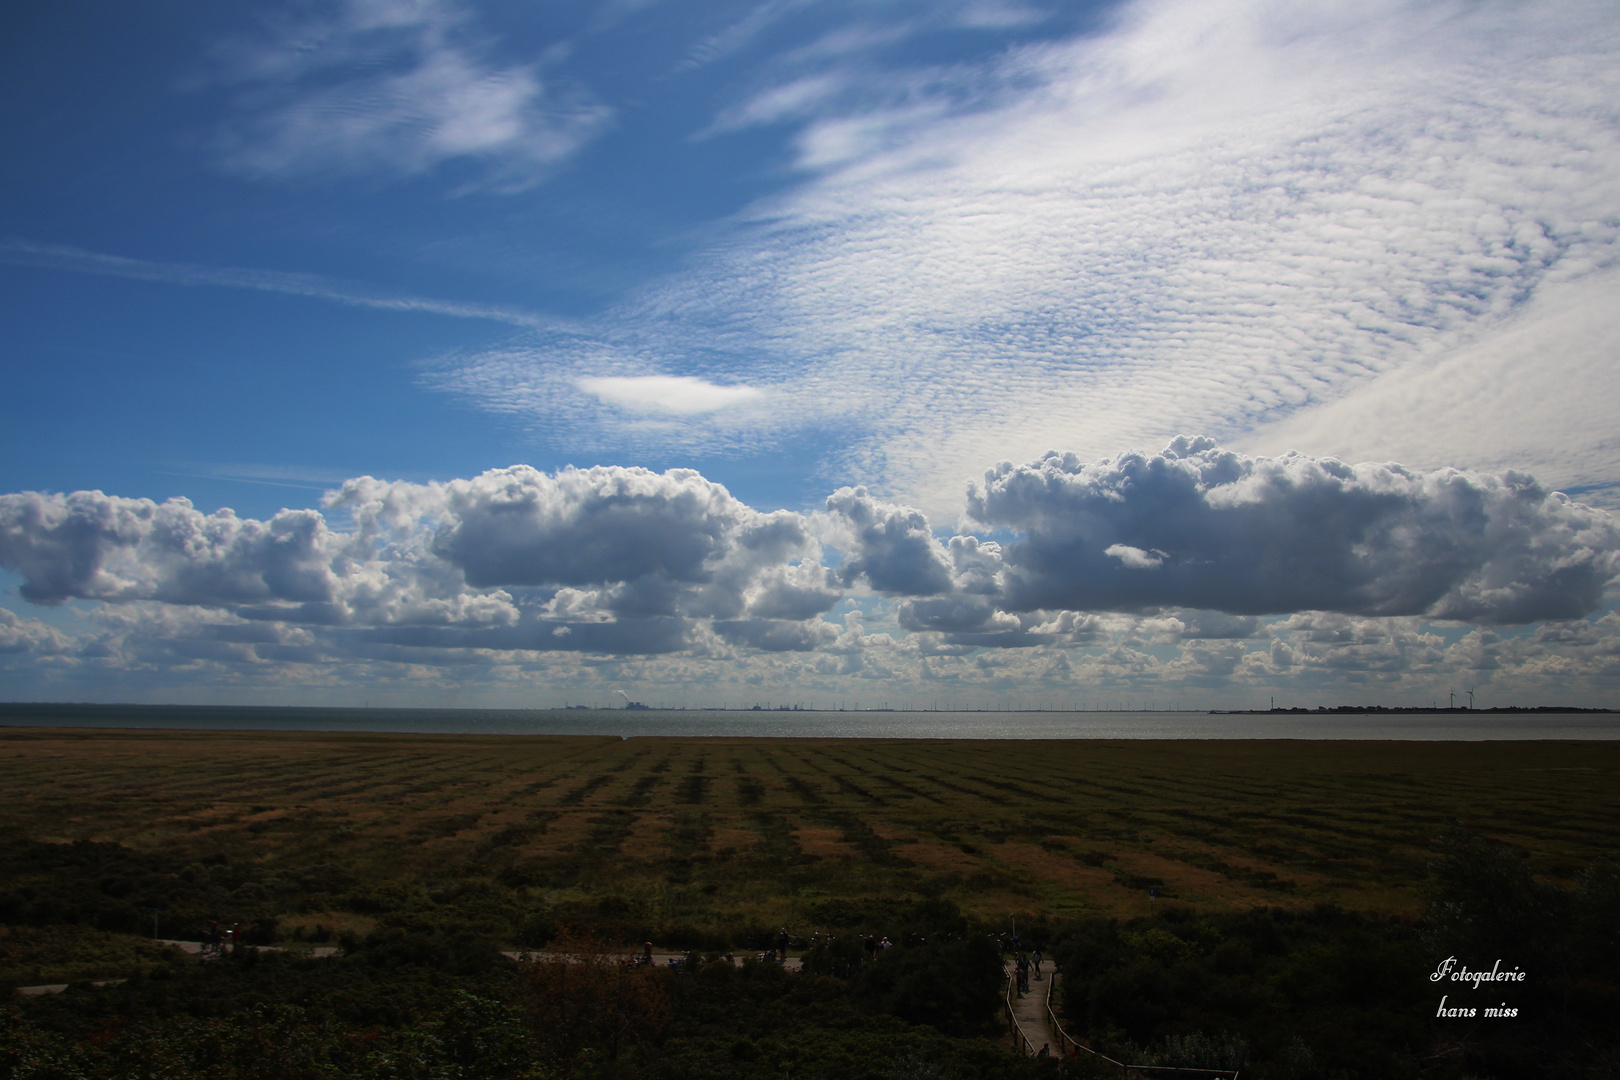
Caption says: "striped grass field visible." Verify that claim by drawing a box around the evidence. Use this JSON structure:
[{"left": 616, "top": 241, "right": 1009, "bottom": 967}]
[{"left": 2, "top": 726, "right": 1616, "bottom": 932}]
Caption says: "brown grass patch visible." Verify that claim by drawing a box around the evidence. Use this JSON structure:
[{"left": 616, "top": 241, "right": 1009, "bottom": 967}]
[
  {"left": 619, "top": 816, "right": 674, "bottom": 860},
  {"left": 794, "top": 826, "right": 861, "bottom": 860},
  {"left": 989, "top": 841, "right": 1117, "bottom": 896},
  {"left": 899, "top": 841, "right": 987, "bottom": 877},
  {"left": 707, "top": 827, "right": 763, "bottom": 856},
  {"left": 521, "top": 813, "right": 595, "bottom": 857}
]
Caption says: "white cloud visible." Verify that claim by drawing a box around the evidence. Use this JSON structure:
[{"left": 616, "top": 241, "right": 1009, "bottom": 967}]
[
  {"left": 575, "top": 375, "right": 766, "bottom": 415},
  {"left": 430, "top": 0, "right": 1620, "bottom": 518},
  {"left": 0, "top": 607, "right": 73, "bottom": 655},
  {"left": 7, "top": 448, "right": 1615, "bottom": 646},
  {"left": 0, "top": 491, "right": 342, "bottom": 608},
  {"left": 3, "top": 448, "right": 1618, "bottom": 703},
  {"left": 1261, "top": 612, "right": 1448, "bottom": 681},
  {"left": 969, "top": 439, "right": 1620, "bottom": 624},
  {"left": 703, "top": 73, "right": 852, "bottom": 135},
  {"left": 678, "top": 0, "right": 818, "bottom": 73},
  {"left": 1105, "top": 544, "right": 1163, "bottom": 570},
  {"left": 204, "top": 0, "right": 610, "bottom": 190},
  {"left": 1237, "top": 268, "right": 1620, "bottom": 508},
  {"left": 821, "top": 486, "right": 954, "bottom": 596},
  {"left": 0, "top": 239, "right": 547, "bottom": 328},
  {"left": 954, "top": 2, "right": 1047, "bottom": 30}
]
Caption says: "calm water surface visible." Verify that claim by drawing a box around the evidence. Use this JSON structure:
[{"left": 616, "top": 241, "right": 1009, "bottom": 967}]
[{"left": 1, "top": 704, "right": 1616, "bottom": 739}]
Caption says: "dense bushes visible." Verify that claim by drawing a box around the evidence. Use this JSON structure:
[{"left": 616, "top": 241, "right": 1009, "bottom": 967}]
[
  {"left": 10, "top": 823, "right": 1618, "bottom": 1079},
  {"left": 0, "top": 841, "right": 360, "bottom": 945},
  {"left": 1, "top": 994, "right": 544, "bottom": 1080},
  {"left": 798, "top": 933, "right": 1006, "bottom": 1036},
  {"left": 1051, "top": 829, "right": 1620, "bottom": 1080},
  {"left": 0, "top": 841, "right": 192, "bottom": 936},
  {"left": 0, "top": 937, "right": 1052, "bottom": 1080},
  {"left": 851, "top": 937, "right": 1006, "bottom": 1037},
  {"left": 1419, "top": 826, "right": 1620, "bottom": 1078},
  {"left": 0, "top": 927, "right": 181, "bottom": 990},
  {"left": 1054, "top": 905, "right": 1431, "bottom": 1078}
]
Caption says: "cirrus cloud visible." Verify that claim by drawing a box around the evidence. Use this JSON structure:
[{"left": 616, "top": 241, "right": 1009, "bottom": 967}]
[
  {"left": 429, "top": 0, "right": 1620, "bottom": 518},
  {"left": 202, "top": 0, "right": 611, "bottom": 191}
]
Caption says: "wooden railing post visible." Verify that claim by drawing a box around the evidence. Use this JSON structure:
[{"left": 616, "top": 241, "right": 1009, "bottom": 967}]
[{"left": 1005, "top": 970, "right": 1034, "bottom": 1055}]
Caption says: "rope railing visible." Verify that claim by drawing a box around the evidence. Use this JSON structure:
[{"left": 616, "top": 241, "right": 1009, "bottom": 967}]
[{"left": 1045, "top": 971, "right": 1240, "bottom": 1080}]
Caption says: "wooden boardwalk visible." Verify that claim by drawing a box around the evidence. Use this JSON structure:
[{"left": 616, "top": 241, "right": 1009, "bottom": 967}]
[{"left": 1005, "top": 958, "right": 1059, "bottom": 1057}]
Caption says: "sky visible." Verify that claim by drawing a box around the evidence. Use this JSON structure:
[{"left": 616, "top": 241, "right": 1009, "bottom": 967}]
[{"left": 2, "top": 0, "right": 1619, "bottom": 711}]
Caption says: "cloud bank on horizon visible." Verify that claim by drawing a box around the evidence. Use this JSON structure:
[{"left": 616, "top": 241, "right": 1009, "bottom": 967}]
[{"left": 3, "top": 444, "right": 1618, "bottom": 706}]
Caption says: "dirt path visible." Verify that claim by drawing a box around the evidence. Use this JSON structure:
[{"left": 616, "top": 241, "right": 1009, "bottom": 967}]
[
  {"left": 501, "top": 948, "right": 803, "bottom": 972},
  {"left": 157, "top": 938, "right": 339, "bottom": 958},
  {"left": 14, "top": 944, "right": 793, "bottom": 996}
]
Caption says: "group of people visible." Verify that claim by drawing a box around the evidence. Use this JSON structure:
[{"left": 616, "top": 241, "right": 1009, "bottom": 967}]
[
  {"left": 1012, "top": 950, "right": 1059, "bottom": 1060},
  {"left": 201, "top": 920, "right": 241, "bottom": 957},
  {"left": 1012, "top": 950, "right": 1042, "bottom": 996},
  {"left": 749, "top": 929, "right": 794, "bottom": 963},
  {"left": 634, "top": 942, "right": 739, "bottom": 969},
  {"left": 631, "top": 931, "right": 797, "bottom": 969},
  {"left": 861, "top": 934, "right": 894, "bottom": 959}
]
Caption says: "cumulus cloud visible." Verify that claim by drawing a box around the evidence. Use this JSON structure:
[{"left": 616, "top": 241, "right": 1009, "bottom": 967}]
[
  {"left": 713, "top": 617, "right": 839, "bottom": 653},
  {"left": 741, "top": 559, "right": 843, "bottom": 621},
  {"left": 1170, "top": 610, "right": 1261, "bottom": 641},
  {"left": 2, "top": 447, "right": 1618, "bottom": 702},
  {"left": 0, "top": 491, "right": 340, "bottom": 607},
  {"left": 822, "top": 486, "right": 953, "bottom": 596},
  {"left": 968, "top": 440, "right": 1620, "bottom": 624},
  {"left": 0, "top": 608, "right": 73, "bottom": 655},
  {"left": 0, "top": 466, "right": 838, "bottom": 656},
  {"left": 7, "top": 450, "right": 1617, "bottom": 654},
  {"left": 1261, "top": 612, "right": 1447, "bottom": 680}
]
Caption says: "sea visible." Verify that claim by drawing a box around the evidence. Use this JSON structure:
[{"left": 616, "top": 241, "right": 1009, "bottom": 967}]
[{"left": 0, "top": 703, "right": 1616, "bottom": 740}]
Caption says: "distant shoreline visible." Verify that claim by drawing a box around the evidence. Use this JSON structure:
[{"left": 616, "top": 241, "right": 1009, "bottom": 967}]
[
  {"left": 0, "top": 702, "right": 1613, "bottom": 718},
  {"left": 1212, "top": 705, "right": 1617, "bottom": 715},
  {"left": 2, "top": 701, "right": 1617, "bottom": 745}
]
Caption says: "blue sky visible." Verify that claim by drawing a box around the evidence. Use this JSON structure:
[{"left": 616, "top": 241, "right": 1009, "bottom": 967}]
[{"left": 3, "top": 0, "right": 1619, "bottom": 709}]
